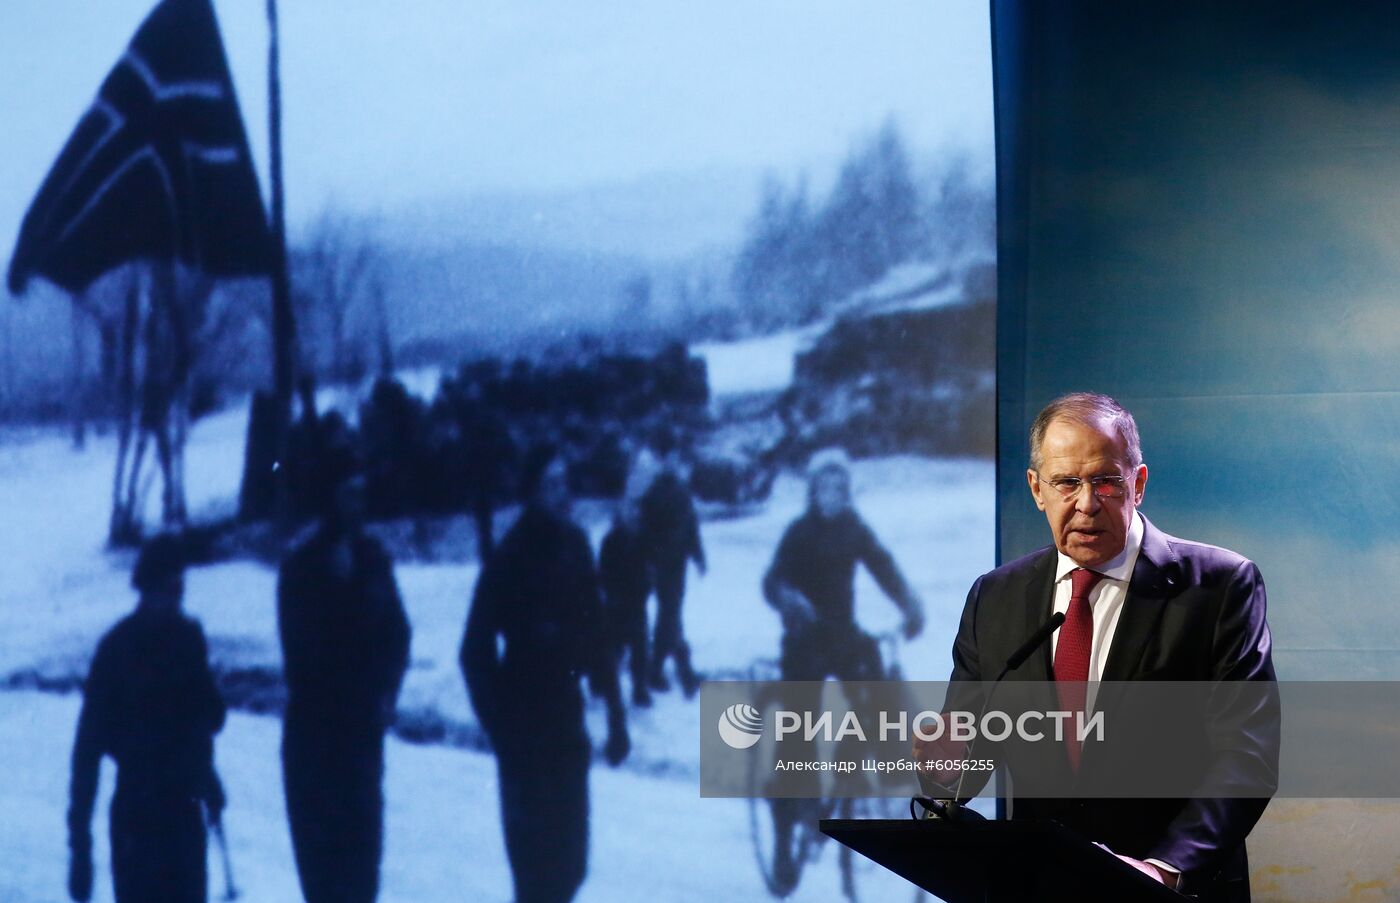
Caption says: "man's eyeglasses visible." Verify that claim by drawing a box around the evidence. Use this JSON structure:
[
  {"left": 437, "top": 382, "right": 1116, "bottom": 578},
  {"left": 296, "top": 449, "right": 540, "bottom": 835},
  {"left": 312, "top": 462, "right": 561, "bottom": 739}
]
[{"left": 1037, "top": 474, "right": 1129, "bottom": 500}]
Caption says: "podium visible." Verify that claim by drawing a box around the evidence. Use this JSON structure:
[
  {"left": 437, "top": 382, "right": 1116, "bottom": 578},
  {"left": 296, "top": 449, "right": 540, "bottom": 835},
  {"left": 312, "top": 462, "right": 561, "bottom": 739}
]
[{"left": 820, "top": 818, "right": 1180, "bottom": 902}]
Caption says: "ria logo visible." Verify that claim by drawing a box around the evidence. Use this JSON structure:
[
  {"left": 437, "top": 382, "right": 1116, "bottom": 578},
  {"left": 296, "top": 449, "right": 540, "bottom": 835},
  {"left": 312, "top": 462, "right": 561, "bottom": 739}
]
[{"left": 718, "top": 703, "right": 763, "bottom": 750}]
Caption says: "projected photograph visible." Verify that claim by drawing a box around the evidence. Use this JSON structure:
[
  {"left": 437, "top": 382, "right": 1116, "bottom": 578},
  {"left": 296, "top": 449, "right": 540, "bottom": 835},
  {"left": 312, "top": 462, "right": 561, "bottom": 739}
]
[{"left": 0, "top": 1, "right": 995, "bottom": 900}]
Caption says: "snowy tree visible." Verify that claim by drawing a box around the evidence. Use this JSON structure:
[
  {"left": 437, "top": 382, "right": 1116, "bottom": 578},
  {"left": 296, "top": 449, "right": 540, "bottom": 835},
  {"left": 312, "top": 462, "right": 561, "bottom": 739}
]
[
  {"left": 290, "top": 212, "right": 391, "bottom": 385},
  {"left": 731, "top": 119, "right": 931, "bottom": 328},
  {"left": 811, "top": 118, "right": 923, "bottom": 301},
  {"left": 731, "top": 175, "right": 816, "bottom": 328}
]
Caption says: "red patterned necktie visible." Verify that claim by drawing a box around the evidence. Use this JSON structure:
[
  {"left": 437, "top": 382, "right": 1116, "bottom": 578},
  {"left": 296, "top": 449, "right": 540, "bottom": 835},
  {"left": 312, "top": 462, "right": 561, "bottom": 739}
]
[{"left": 1053, "top": 567, "right": 1103, "bottom": 772}]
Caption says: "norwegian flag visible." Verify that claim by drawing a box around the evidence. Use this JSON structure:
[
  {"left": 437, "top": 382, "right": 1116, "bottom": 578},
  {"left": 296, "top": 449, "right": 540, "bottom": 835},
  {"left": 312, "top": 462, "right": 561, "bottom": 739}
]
[{"left": 7, "top": 0, "right": 271, "bottom": 296}]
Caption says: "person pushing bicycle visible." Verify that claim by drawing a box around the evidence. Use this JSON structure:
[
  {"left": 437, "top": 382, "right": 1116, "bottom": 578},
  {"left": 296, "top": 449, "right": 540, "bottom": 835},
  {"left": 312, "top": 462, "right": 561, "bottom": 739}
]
[{"left": 760, "top": 448, "right": 925, "bottom": 894}]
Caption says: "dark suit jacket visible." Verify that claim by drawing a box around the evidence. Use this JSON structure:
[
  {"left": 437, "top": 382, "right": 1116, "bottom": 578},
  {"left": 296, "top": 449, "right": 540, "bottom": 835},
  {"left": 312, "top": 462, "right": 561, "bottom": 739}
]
[{"left": 947, "top": 514, "right": 1278, "bottom": 902}]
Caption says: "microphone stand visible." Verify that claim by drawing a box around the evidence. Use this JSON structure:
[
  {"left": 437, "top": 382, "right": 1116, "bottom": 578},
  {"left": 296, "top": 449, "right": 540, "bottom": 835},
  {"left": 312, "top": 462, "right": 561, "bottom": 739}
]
[{"left": 915, "top": 612, "right": 1066, "bottom": 822}]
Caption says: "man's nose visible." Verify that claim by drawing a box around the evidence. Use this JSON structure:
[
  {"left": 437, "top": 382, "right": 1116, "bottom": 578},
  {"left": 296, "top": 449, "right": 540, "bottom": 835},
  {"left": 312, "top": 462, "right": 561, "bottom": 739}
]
[{"left": 1073, "top": 484, "right": 1103, "bottom": 514}]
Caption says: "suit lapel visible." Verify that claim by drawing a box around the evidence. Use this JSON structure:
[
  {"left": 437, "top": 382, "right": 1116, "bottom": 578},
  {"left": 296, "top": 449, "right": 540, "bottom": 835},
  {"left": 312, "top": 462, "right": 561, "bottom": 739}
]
[
  {"left": 1017, "top": 549, "right": 1059, "bottom": 680},
  {"left": 1100, "top": 514, "right": 1179, "bottom": 682},
  {"left": 1002, "top": 543, "right": 1064, "bottom": 789},
  {"left": 1006, "top": 549, "right": 1073, "bottom": 791},
  {"left": 1075, "top": 516, "right": 1180, "bottom": 785}
]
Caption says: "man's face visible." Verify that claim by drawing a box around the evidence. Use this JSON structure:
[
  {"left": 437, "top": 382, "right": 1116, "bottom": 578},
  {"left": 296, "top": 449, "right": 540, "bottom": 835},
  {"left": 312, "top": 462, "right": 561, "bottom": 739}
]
[
  {"left": 812, "top": 470, "right": 850, "bottom": 519},
  {"left": 1026, "top": 416, "right": 1148, "bottom": 568},
  {"left": 330, "top": 475, "right": 368, "bottom": 530},
  {"left": 143, "top": 574, "right": 184, "bottom": 614}
]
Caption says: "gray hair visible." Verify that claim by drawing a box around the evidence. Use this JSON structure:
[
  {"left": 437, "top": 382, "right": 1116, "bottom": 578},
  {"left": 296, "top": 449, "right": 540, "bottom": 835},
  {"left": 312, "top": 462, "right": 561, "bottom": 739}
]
[{"left": 1029, "top": 392, "right": 1143, "bottom": 471}]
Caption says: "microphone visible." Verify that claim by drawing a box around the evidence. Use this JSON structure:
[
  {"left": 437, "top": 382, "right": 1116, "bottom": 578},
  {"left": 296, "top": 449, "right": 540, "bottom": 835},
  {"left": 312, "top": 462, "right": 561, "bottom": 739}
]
[
  {"left": 1000, "top": 611, "right": 1065, "bottom": 679},
  {"left": 915, "top": 610, "right": 1066, "bottom": 820}
]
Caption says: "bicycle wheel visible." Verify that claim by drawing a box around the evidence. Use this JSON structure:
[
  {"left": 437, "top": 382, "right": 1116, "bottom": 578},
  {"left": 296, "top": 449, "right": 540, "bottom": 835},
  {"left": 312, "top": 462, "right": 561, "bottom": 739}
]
[
  {"left": 746, "top": 660, "right": 803, "bottom": 898},
  {"left": 745, "top": 659, "right": 837, "bottom": 897}
]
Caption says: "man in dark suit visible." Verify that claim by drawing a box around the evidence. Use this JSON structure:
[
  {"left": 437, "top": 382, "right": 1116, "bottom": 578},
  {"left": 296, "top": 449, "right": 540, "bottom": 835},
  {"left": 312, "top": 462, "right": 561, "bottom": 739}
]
[{"left": 917, "top": 392, "right": 1278, "bottom": 902}]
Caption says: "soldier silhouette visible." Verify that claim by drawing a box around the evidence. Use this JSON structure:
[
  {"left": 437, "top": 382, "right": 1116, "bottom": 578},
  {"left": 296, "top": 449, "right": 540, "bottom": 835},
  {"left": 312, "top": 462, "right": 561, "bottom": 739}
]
[
  {"left": 67, "top": 534, "right": 227, "bottom": 903},
  {"left": 599, "top": 497, "right": 654, "bottom": 708},
  {"left": 459, "top": 392, "right": 516, "bottom": 563},
  {"left": 461, "top": 446, "right": 630, "bottom": 903},
  {"left": 278, "top": 424, "right": 411, "bottom": 903},
  {"left": 638, "top": 437, "right": 706, "bottom": 697}
]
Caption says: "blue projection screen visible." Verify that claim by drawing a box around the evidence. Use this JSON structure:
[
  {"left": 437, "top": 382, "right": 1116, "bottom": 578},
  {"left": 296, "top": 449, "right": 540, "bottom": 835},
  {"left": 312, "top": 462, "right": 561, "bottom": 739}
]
[{"left": 0, "top": 2, "right": 995, "bottom": 901}]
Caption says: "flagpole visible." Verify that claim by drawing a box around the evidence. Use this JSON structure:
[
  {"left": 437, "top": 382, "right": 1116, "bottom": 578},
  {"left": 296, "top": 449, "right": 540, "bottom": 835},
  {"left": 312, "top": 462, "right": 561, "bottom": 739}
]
[
  {"left": 266, "top": 0, "right": 296, "bottom": 435},
  {"left": 265, "top": 0, "right": 300, "bottom": 522}
]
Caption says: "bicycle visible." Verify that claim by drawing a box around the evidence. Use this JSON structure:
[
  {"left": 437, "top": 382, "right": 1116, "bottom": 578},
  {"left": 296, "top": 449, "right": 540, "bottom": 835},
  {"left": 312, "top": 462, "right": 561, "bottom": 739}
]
[{"left": 745, "top": 631, "right": 927, "bottom": 902}]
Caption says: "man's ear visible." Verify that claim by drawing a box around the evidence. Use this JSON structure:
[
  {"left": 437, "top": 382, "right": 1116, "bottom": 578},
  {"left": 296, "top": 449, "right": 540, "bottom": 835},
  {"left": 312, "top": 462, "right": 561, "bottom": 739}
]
[
  {"left": 1027, "top": 469, "right": 1047, "bottom": 512},
  {"left": 1133, "top": 464, "right": 1148, "bottom": 506}
]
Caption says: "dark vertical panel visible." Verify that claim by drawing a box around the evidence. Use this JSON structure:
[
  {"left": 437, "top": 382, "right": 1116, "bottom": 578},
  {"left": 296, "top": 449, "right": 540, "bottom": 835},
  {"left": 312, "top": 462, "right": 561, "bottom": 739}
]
[{"left": 990, "top": 0, "right": 1026, "bottom": 568}]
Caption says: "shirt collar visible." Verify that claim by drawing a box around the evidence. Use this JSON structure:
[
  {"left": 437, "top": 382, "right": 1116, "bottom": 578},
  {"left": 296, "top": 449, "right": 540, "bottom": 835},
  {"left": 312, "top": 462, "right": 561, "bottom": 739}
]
[{"left": 1054, "top": 509, "right": 1145, "bottom": 584}]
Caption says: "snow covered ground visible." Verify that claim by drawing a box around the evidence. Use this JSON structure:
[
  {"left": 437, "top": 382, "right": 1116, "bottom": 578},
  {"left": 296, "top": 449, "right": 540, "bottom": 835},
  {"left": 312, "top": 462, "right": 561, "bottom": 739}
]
[
  {"left": 693, "top": 327, "right": 819, "bottom": 397},
  {"left": 1, "top": 691, "right": 949, "bottom": 903},
  {"left": 0, "top": 399, "right": 993, "bottom": 902}
]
